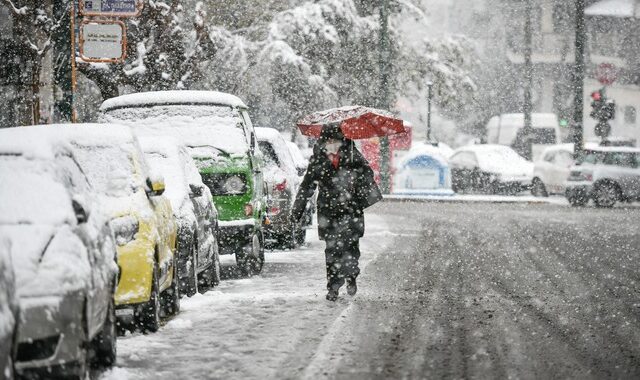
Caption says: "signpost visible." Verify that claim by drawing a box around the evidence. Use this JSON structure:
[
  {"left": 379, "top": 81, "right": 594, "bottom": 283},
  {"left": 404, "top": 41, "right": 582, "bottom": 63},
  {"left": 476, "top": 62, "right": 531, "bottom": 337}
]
[
  {"left": 79, "top": 0, "right": 142, "bottom": 17},
  {"left": 79, "top": 20, "right": 127, "bottom": 63}
]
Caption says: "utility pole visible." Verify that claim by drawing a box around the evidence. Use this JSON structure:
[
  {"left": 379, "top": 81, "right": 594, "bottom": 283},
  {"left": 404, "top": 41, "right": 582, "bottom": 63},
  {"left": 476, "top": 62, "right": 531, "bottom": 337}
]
[
  {"left": 378, "top": 0, "right": 391, "bottom": 194},
  {"left": 573, "top": 0, "right": 586, "bottom": 160},
  {"left": 53, "top": 0, "right": 73, "bottom": 123},
  {"left": 426, "top": 81, "right": 433, "bottom": 142},
  {"left": 522, "top": 0, "right": 533, "bottom": 161}
]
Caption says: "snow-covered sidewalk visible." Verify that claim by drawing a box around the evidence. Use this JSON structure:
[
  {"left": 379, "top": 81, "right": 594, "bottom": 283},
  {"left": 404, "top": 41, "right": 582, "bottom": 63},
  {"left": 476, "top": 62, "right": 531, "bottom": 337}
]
[{"left": 100, "top": 213, "right": 389, "bottom": 380}]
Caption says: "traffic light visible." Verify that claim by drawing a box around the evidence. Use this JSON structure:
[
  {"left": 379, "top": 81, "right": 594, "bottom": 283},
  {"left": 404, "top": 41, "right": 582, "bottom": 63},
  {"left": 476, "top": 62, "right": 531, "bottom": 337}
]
[
  {"left": 589, "top": 88, "right": 615, "bottom": 138},
  {"left": 589, "top": 89, "right": 604, "bottom": 119}
]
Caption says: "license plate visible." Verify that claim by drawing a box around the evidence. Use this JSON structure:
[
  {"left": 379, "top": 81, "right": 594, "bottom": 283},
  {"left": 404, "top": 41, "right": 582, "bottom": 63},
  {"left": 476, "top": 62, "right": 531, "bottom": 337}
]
[{"left": 115, "top": 308, "right": 134, "bottom": 317}]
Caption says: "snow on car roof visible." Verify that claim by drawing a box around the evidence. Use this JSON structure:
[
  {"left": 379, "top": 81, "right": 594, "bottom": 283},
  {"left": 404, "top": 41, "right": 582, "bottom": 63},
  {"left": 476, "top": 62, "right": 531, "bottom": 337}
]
[
  {"left": 255, "top": 127, "right": 283, "bottom": 143},
  {"left": 586, "top": 146, "right": 640, "bottom": 153},
  {"left": 0, "top": 126, "right": 71, "bottom": 159},
  {"left": 0, "top": 123, "right": 136, "bottom": 158},
  {"left": 455, "top": 144, "right": 533, "bottom": 175},
  {"left": 100, "top": 90, "right": 248, "bottom": 111},
  {"left": 585, "top": 0, "right": 636, "bottom": 18}
]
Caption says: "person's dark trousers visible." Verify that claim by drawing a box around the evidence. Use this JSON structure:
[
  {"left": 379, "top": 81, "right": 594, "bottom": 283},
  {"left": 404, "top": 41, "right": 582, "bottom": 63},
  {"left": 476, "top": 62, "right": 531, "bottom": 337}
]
[{"left": 324, "top": 237, "right": 361, "bottom": 291}]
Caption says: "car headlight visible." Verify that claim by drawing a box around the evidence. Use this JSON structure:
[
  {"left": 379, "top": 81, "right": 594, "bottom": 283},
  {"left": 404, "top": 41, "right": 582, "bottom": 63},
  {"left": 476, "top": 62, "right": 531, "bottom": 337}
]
[
  {"left": 110, "top": 216, "right": 140, "bottom": 246},
  {"left": 223, "top": 176, "right": 246, "bottom": 195}
]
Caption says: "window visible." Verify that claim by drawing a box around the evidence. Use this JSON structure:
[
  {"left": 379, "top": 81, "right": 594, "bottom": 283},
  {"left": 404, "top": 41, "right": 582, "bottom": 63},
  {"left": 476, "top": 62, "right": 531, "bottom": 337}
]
[
  {"left": 553, "top": 151, "right": 574, "bottom": 167},
  {"left": 624, "top": 106, "right": 636, "bottom": 125},
  {"left": 450, "top": 152, "right": 477, "bottom": 169}
]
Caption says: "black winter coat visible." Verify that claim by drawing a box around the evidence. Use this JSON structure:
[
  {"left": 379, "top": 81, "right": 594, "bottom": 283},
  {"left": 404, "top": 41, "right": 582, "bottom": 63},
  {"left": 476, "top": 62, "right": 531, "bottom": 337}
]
[{"left": 292, "top": 140, "right": 382, "bottom": 240}]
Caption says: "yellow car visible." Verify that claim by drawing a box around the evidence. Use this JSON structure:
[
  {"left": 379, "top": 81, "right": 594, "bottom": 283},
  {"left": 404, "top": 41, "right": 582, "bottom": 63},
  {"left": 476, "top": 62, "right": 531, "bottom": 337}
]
[{"left": 61, "top": 124, "right": 179, "bottom": 333}]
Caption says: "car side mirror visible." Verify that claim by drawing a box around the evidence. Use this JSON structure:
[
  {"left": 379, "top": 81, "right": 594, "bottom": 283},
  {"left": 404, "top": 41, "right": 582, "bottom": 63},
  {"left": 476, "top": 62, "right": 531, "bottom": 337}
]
[
  {"left": 189, "top": 184, "right": 204, "bottom": 198},
  {"left": 146, "top": 175, "right": 166, "bottom": 197},
  {"left": 72, "top": 199, "right": 89, "bottom": 224}
]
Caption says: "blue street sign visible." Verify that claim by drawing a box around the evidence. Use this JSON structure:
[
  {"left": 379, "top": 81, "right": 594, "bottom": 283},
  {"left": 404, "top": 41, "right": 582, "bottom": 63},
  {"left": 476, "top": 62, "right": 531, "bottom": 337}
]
[{"left": 81, "top": 0, "right": 139, "bottom": 16}]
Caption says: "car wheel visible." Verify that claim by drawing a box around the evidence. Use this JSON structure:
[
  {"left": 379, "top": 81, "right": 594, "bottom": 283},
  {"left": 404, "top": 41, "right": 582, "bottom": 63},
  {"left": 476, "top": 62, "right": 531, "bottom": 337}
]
[
  {"left": 138, "top": 263, "right": 161, "bottom": 334},
  {"left": 90, "top": 296, "right": 117, "bottom": 368},
  {"left": 212, "top": 240, "right": 221, "bottom": 287},
  {"left": 180, "top": 241, "right": 198, "bottom": 297},
  {"left": 594, "top": 182, "right": 619, "bottom": 208},
  {"left": 161, "top": 256, "right": 181, "bottom": 317},
  {"left": 198, "top": 243, "right": 219, "bottom": 291},
  {"left": 236, "top": 230, "right": 264, "bottom": 276},
  {"left": 531, "top": 178, "right": 548, "bottom": 197}
]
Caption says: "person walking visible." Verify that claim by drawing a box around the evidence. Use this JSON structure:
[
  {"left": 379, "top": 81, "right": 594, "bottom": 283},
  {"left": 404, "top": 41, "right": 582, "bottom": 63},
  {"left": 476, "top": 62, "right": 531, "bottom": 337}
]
[{"left": 290, "top": 126, "right": 382, "bottom": 301}]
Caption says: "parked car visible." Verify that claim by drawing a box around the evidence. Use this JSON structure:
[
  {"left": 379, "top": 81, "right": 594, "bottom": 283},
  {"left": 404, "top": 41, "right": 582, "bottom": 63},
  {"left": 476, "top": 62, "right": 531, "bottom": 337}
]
[
  {"left": 0, "top": 238, "right": 18, "bottom": 380},
  {"left": 486, "top": 113, "right": 561, "bottom": 161},
  {"left": 256, "top": 128, "right": 303, "bottom": 248},
  {"left": 0, "top": 127, "right": 119, "bottom": 377},
  {"left": 138, "top": 136, "right": 220, "bottom": 296},
  {"left": 532, "top": 144, "right": 575, "bottom": 196},
  {"left": 449, "top": 144, "right": 534, "bottom": 194},
  {"left": 565, "top": 146, "right": 640, "bottom": 207},
  {"left": 286, "top": 141, "right": 315, "bottom": 231},
  {"left": 100, "top": 91, "right": 267, "bottom": 276},
  {"left": 57, "top": 124, "right": 180, "bottom": 332}
]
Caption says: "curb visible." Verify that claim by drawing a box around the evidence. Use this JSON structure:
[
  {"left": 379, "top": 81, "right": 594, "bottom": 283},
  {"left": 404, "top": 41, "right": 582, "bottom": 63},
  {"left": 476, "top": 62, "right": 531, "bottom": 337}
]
[{"left": 382, "top": 195, "right": 552, "bottom": 205}]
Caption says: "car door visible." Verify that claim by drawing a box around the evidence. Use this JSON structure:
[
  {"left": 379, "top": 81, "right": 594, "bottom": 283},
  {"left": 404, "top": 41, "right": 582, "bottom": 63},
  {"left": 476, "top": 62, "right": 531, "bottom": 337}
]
[
  {"left": 55, "top": 154, "right": 112, "bottom": 337},
  {"left": 182, "top": 148, "right": 211, "bottom": 269},
  {"left": 135, "top": 147, "right": 175, "bottom": 286},
  {"left": 549, "top": 151, "right": 574, "bottom": 193},
  {"left": 536, "top": 151, "right": 555, "bottom": 185},
  {"left": 609, "top": 152, "right": 640, "bottom": 199}
]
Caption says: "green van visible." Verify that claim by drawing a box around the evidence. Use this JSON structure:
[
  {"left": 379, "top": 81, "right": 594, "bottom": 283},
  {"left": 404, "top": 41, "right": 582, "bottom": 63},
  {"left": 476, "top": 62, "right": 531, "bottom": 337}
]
[{"left": 99, "top": 91, "right": 267, "bottom": 275}]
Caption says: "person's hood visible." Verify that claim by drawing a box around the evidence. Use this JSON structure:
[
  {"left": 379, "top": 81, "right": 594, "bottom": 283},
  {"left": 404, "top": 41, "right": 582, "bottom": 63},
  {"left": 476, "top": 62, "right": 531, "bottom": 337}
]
[{"left": 0, "top": 224, "right": 90, "bottom": 298}]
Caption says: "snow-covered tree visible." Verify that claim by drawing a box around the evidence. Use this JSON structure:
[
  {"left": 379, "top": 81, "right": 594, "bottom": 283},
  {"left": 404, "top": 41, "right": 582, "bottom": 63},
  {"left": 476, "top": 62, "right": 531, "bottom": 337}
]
[{"left": 1, "top": 0, "right": 57, "bottom": 125}]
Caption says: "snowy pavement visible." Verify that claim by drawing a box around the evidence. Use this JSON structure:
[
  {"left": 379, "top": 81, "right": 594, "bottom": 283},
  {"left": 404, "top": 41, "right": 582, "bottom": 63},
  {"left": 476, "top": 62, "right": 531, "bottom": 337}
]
[
  {"left": 100, "top": 201, "right": 640, "bottom": 379},
  {"left": 99, "top": 213, "right": 392, "bottom": 380}
]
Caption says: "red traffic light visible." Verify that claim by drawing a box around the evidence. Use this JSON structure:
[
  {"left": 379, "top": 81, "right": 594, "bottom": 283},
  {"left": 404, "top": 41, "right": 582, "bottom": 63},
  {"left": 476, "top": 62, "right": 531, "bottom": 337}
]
[{"left": 591, "top": 91, "right": 602, "bottom": 101}]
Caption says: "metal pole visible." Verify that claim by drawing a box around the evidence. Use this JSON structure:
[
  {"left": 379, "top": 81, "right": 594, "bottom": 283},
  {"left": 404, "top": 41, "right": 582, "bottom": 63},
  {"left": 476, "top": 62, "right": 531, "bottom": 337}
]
[
  {"left": 53, "top": 0, "right": 73, "bottom": 123},
  {"left": 70, "top": 0, "right": 77, "bottom": 123},
  {"left": 378, "top": 0, "right": 391, "bottom": 194},
  {"left": 573, "top": 0, "right": 586, "bottom": 160},
  {"left": 523, "top": 0, "right": 533, "bottom": 160},
  {"left": 426, "top": 81, "right": 433, "bottom": 142}
]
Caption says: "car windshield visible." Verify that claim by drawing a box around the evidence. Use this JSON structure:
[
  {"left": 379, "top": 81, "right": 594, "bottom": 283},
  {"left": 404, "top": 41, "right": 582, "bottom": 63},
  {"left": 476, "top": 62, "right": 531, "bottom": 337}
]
[
  {"left": 102, "top": 104, "right": 238, "bottom": 125},
  {"left": 0, "top": 158, "right": 73, "bottom": 225},
  {"left": 531, "top": 128, "right": 557, "bottom": 144},
  {"left": 581, "top": 150, "right": 639, "bottom": 168},
  {"left": 73, "top": 143, "right": 139, "bottom": 197},
  {"left": 258, "top": 141, "right": 280, "bottom": 168},
  {"left": 144, "top": 152, "right": 188, "bottom": 209}
]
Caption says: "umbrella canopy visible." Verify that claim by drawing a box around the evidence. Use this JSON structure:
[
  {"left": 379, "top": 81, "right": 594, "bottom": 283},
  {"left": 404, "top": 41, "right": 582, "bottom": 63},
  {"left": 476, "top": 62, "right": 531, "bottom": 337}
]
[{"left": 297, "top": 106, "right": 406, "bottom": 140}]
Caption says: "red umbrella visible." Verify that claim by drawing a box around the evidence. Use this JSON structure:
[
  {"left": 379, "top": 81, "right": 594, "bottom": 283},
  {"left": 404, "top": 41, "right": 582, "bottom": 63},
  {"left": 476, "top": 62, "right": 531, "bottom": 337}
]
[{"left": 297, "top": 106, "right": 406, "bottom": 140}]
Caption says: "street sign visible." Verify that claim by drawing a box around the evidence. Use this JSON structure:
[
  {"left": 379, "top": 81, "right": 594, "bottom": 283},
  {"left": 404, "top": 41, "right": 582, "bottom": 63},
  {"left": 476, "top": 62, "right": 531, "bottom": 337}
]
[
  {"left": 596, "top": 63, "right": 617, "bottom": 86},
  {"left": 79, "top": 20, "right": 127, "bottom": 63},
  {"left": 79, "top": 0, "right": 142, "bottom": 17}
]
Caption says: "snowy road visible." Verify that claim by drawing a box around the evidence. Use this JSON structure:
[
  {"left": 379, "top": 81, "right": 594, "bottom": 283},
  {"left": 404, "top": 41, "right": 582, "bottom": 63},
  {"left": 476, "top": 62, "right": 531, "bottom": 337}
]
[{"left": 101, "top": 201, "right": 640, "bottom": 379}]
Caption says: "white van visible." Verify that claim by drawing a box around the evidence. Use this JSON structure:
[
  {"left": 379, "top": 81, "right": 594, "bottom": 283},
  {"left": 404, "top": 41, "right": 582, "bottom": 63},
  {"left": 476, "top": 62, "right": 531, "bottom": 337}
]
[{"left": 486, "top": 113, "right": 562, "bottom": 161}]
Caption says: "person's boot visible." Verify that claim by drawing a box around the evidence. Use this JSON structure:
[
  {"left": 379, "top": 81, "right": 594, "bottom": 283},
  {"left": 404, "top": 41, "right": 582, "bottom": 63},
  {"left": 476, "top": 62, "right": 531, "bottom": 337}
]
[
  {"left": 326, "top": 289, "right": 339, "bottom": 301},
  {"left": 346, "top": 278, "right": 357, "bottom": 296}
]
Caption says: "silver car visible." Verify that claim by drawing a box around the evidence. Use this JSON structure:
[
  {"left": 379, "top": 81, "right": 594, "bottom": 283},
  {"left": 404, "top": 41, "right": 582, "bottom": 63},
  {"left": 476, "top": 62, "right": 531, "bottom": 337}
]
[
  {"left": 0, "top": 127, "right": 119, "bottom": 378},
  {"left": 565, "top": 146, "right": 640, "bottom": 207},
  {"left": 0, "top": 238, "right": 18, "bottom": 380}
]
